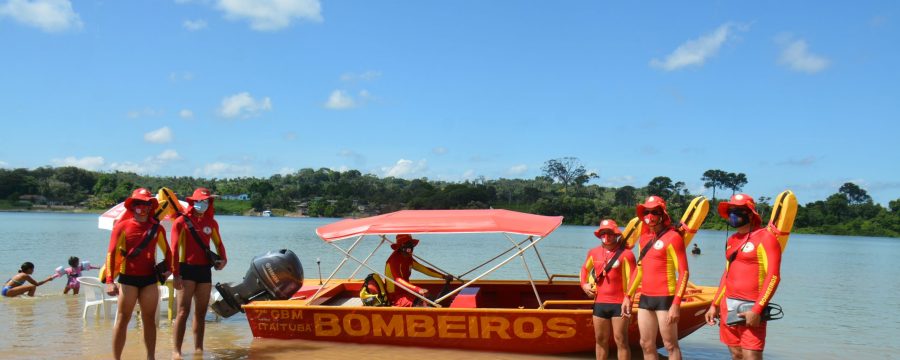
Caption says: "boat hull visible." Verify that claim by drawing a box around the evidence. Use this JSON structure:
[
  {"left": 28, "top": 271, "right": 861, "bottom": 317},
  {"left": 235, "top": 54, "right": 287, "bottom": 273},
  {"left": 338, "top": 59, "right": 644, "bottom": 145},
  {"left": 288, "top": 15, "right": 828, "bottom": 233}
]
[{"left": 242, "top": 281, "right": 715, "bottom": 354}]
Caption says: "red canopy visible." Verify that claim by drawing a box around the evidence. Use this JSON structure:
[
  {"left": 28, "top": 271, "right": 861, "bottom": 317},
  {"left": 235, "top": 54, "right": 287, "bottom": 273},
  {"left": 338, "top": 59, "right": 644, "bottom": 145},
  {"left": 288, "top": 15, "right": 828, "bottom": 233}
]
[{"left": 315, "top": 209, "right": 564, "bottom": 242}]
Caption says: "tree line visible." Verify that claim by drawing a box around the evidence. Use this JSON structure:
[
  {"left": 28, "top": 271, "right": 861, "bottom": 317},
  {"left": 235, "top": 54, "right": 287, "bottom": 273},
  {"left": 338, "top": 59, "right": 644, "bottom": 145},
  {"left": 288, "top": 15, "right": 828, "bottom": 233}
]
[{"left": 1, "top": 159, "right": 898, "bottom": 238}]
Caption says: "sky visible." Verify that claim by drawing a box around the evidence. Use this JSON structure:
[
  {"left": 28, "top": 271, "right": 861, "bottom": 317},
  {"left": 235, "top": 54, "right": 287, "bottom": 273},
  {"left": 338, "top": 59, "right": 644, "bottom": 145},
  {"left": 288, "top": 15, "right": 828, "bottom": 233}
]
[{"left": 0, "top": 1, "right": 898, "bottom": 205}]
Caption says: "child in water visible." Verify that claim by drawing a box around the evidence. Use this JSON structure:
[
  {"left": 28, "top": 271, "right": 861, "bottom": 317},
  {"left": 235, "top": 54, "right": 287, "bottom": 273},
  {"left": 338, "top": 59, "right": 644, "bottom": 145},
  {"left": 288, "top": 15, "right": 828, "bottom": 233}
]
[{"left": 62, "top": 256, "right": 100, "bottom": 295}]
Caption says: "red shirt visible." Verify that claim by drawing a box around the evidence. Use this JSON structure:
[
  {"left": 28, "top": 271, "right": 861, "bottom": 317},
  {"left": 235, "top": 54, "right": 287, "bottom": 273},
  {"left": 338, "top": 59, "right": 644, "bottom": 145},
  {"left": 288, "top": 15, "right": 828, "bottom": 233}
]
[
  {"left": 580, "top": 245, "right": 636, "bottom": 303},
  {"left": 712, "top": 227, "right": 782, "bottom": 314},
  {"left": 170, "top": 210, "right": 227, "bottom": 275},
  {"left": 105, "top": 218, "right": 172, "bottom": 282},
  {"left": 627, "top": 227, "right": 689, "bottom": 305},
  {"left": 384, "top": 250, "right": 443, "bottom": 295}
]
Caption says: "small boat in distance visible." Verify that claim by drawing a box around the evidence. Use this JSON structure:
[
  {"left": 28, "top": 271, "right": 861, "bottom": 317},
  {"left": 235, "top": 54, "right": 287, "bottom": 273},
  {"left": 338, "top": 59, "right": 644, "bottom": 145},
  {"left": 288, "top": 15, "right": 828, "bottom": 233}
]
[
  {"left": 262, "top": 210, "right": 272, "bottom": 217},
  {"left": 240, "top": 209, "right": 715, "bottom": 354}
]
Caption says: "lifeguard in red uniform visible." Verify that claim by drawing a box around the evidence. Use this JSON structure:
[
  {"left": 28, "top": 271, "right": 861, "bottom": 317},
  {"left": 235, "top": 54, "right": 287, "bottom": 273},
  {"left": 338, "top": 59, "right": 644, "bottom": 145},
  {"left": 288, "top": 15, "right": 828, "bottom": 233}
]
[
  {"left": 384, "top": 234, "right": 452, "bottom": 307},
  {"left": 705, "top": 194, "right": 782, "bottom": 360},
  {"left": 626, "top": 196, "right": 689, "bottom": 360},
  {"left": 580, "top": 219, "right": 636, "bottom": 360}
]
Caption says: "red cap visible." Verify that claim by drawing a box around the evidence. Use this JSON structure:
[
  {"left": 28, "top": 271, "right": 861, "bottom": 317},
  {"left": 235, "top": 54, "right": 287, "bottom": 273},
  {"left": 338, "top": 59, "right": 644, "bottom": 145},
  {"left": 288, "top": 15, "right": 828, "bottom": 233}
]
[
  {"left": 717, "top": 193, "right": 761, "bottom": 227},
  {"left": 392, "top": 234, "right": 420, "bottom": 250},
  {"left": 636, "top": 195, "right": 670, "bottom": 220},
  {"left": 124, "top": 188, "right": 157, "bottom": 209},
  {"left": 593, "top": 219, "right": 622, "bottom": 239},
  {"left": 187, "top": 187, "right": 213, "bottom": 202}
]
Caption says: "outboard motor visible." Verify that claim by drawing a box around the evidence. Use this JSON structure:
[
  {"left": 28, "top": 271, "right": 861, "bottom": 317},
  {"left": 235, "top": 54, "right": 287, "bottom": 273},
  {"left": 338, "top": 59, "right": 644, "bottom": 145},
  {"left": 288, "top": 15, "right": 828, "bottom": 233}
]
[{"left": 211, "top": 249, "right": 303, "bottom": 318}]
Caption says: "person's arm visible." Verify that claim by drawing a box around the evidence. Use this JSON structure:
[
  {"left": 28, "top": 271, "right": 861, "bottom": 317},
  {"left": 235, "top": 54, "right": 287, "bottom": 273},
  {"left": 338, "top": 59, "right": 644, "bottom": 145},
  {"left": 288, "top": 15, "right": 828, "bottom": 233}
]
[
  {"left": 751, "top": 232, "right": 782, "bottom": 314},
  {"left": 105, "top": 224, "right": 125, "bottom": 284},
  {"left": 170, "top": 221, "right": 184, "bottom": 277},
  {"left": 625, "top": 265, "right": 643, "bottom": 298},
  {"left": 667, "top": 233, "right": 690, "bottom": 306},
  {"left": 386, "top": 256, "right": 419, "bottom": 293},
  {"left": 411, "top": 260, "right": 444, "bottom": 279},
  {"left": 211, "top": 220, "right": 227, "bottom": 261},
  {"left": 579, "top": 252, "right": 594, "bottom": 290}
]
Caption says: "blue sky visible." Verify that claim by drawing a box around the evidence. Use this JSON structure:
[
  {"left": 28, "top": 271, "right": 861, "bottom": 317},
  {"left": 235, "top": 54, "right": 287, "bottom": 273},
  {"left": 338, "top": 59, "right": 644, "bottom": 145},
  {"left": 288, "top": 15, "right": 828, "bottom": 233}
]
[{"left": 0, "top": 1, "right": 898, "bottom": 205}]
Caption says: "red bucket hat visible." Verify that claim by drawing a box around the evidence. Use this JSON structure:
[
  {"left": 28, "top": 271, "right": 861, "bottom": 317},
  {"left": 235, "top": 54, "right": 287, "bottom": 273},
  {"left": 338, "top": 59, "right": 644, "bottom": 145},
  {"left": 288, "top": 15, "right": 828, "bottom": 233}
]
[
  {"left": 717, "top": 193, "right": 761, "bottom": 227},
  {"left": 391, "top": 234, "right": 420, "bottom": 250},
  {"left": 124, "top": 188, "right": 158, "bottom": 210},
  {"left": 593, "top": 219, "right": 622, "bottom": 239},
  {"left": 636, "top": 195, "right": 671, "bottom": 220},
  {"left": 187, "top": 187, "right": 214, "bottom": 202}
]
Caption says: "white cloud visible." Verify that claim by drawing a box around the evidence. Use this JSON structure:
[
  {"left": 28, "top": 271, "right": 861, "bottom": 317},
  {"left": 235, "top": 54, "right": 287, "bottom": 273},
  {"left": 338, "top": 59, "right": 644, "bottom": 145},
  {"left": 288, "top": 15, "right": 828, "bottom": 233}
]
[
  {"left": 776, "top": 34, "right": 829, "bottom": 74},
  {"left": 144, "top": 126, "right": 173, "bottom": 144},
  {"left": 183, "top": 19, "right": 207, "bottom": 31},
  {"left": 340, "top": 70, "right": 382, "bottom": 82},
  {"left": 0, "top": 0, "right": 83, "bottom": 33},
  {"left": 462, "top": 170, "right": 476, "bottom": 180},
  {"left": 154, "top": 149, "right": 181, "bottom": 162},
  {"left": 381, "top": 159, "right": 427, "bottom": 178},
  {"left": 324, "top": 90, "right": 355, "bottom": 110},
  {"left": 196, "top": 162, "right": 253, "bottom": 178},
  {"left": 0, "top": 160, "right": 9, "bottom": 168},
  {"left": 51, "top": 156, "right": 104, "bottom": 170},
  {"left": 109, "top": 161, "right": 145, "bottom": 174},
  {"left": 432, "top": 147, "right": 448, "bottom": 155},
  {"left": 168, "top": 72, "right": 194, "bottom": 82},
  {"left": 219, "top": 92, "right": 272, "bottom": 118},
  {"left": 216, "top": 0, "right": 322, "bottom": 31},
  {"left": 179, "top": 109, "right": 194, "bottom": 119},
  {"left": 600, "top": 175, "right": 636, "bottom": 187},
  {"left": 650, "top": 23, "right": 744, "bottom": 71},
  {"left": 508, "top": 164, "right": 528, "bottom": 176},
  {"left": 283, "top": 132, "right": 297, "bottom": 141}
]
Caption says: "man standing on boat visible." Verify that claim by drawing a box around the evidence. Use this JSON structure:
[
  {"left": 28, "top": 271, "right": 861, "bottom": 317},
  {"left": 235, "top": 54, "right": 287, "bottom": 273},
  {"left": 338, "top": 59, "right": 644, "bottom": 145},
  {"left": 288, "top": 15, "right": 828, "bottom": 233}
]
[
  {"left": 385, "top": 234, "right": 453, "bottom": 307},
  {"left": 705, "top": 194, "right": 782, "bottom": 360},
  {"left": 580, "top": 219, "right": 635, "bottom": 360},
  {"left": 626, "top": 196, "right": 689, "bottom": 360}
]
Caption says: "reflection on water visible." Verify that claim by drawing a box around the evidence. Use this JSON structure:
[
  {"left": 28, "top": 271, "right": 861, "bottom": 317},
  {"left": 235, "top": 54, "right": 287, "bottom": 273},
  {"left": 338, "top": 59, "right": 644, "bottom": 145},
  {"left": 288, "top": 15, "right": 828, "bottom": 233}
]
[{"left": 1, "top": 212, "right": 899, "bottom": 359}]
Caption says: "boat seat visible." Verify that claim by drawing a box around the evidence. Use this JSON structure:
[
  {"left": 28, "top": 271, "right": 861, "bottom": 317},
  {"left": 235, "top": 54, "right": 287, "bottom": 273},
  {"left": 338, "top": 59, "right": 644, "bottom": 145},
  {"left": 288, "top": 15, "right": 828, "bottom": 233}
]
[
  {"left": 449, "top": 287, "right": 480, "bottom": 308},
  {"left": 326, "top": 296, "right": 363, "bottom": 307}
]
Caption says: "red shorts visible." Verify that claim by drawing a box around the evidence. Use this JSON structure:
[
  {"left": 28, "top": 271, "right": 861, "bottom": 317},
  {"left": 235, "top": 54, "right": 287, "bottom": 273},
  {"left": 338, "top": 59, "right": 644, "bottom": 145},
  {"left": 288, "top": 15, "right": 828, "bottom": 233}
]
[{"left": 719, "top": 302, "right": 766, "bottom": 350}]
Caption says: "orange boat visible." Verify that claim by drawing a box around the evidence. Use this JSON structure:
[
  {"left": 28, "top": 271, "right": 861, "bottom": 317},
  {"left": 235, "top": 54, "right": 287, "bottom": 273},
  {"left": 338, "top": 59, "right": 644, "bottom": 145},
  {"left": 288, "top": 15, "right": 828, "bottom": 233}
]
[{"left": 241, "top": 209, "right": 715, "bottom": 354}]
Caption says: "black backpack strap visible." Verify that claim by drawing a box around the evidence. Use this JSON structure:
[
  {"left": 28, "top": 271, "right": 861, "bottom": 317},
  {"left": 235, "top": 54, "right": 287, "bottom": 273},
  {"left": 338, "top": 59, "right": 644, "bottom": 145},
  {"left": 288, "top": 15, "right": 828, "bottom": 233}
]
[
  {"left": 593, "top": 244, "right": 626, "bottom": 283},
  {"left": 184, "top": 217, "right": 212, "bottom": 252},
  {"left": 126, "top": 223, "right": 160, "bottom": 259}
]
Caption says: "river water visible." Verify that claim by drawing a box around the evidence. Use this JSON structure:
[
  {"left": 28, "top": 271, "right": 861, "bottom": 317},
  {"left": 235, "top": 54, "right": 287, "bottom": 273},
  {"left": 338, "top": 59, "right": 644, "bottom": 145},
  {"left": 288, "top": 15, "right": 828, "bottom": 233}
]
[{"left": 0, "top": 212, "right": 897, "bottom": 359}]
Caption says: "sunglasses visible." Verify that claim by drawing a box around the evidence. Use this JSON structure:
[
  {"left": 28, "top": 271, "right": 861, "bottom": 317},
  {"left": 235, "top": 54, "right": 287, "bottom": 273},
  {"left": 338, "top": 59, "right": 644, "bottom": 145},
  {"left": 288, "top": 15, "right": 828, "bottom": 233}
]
[
  {"left": 727, "top": 208, "right": 749, "bottom": 216},
  {"left": 647, "top": 210, "right": 664, "bottom": 216},
  {"left": 131, "top": 200, "right": 151, "bottom": 207}
]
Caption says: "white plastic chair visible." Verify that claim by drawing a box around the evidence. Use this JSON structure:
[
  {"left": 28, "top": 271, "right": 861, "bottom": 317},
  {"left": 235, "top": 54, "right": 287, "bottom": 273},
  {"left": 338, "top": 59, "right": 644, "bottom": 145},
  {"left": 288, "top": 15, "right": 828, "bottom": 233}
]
[{"left": 78, "top": 276, "right": 117, "bottom": 319}]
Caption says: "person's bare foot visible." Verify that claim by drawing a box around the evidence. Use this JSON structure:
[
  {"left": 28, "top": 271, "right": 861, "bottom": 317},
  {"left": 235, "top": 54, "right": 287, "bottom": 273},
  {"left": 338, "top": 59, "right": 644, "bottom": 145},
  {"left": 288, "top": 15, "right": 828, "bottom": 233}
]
[{"left": 172, "top": 351, "right": 183, "bottom": 360}]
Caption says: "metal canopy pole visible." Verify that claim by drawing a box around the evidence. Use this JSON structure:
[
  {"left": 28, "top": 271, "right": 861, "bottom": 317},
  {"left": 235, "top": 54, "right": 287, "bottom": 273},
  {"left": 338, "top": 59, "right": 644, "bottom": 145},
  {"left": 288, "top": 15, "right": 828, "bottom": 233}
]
[
  {"left": 324, "top": 240, "right": 439, "bottom": 307},
  {"left": 347, "top": 235, "right": 388, "bottom": 280},
  {"left": 457, "top": 237, "right": 531, "bottom": 279},
  {"left": 528, "top": 236, "right": 552, "bottom": 281},
  {"left": 503, "top": 234, "right": 544, "bottom": 309},
  {"left": 308, "top": 235, "right": 365, "bottom": 302},
  {"left": 436, "top": 235, "right": 547, "bottom": 305}
]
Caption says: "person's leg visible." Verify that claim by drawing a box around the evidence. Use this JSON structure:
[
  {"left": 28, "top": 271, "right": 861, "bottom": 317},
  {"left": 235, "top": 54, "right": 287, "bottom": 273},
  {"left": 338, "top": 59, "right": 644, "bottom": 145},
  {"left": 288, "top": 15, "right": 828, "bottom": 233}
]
[
  {"left": 611, "top": 316, "right": 631, "bottom": 360},
  {"left": 172, "top": 280, "right": 197, "bottom": 359},
  {"left": 728, "top": 346, "right": 744, "bottom": 359},
  {"left": 592, "top": 315, "right": 611, "bottom": 360},
  {"left": 113, "top": 284, "right": 139, "bottom": 360},
  {"left": 192, "top": 282, "right": 212, "bottom": 352},
  {"left": 742, "top": 349, "right": 762, "bottom": 360},
  {"left": 6, "top": 284, "right": 36, "bottom": 297},
  {"left": 656, "top": 310, "right": 681, "bottom": 360},
  {"left": 637, "top": 309, "right": 659, "bottom": 360},
  {"left": 73, "top": 283, "right": 80, "bottom": 295},
  {"left": 64, "top": 285, "right": 71, "bottom": 294},
  {"left": 137, "top": 284, "right": 159, "bottom": 360}
]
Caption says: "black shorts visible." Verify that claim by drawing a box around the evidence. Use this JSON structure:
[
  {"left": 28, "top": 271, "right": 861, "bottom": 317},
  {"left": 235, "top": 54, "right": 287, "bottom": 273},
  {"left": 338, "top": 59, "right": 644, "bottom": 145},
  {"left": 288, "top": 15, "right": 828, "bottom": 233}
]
[
  {"left": 118, "top": 274, "right": 158, "bottom": 289},
  {"left": 593, "top": 302, "right": 623, "bottom": 319},
  {"left": 180, "top": 263, "right": 212, "bottom": 284},
  {"left": 638, "top": 295, "right": 675, "bottom": 311}
]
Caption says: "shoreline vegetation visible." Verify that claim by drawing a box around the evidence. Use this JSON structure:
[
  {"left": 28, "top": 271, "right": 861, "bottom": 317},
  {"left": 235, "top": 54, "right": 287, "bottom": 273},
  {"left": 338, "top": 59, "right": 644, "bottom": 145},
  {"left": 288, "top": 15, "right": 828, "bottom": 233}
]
[{"left": 2, "top": 158, "right": 898, "bottom": 238}]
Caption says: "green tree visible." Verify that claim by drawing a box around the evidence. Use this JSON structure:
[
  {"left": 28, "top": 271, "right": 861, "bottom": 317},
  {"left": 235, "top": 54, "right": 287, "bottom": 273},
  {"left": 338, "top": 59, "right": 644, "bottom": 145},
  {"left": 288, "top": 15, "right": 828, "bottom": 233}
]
[
  {"left": 724, "top": 172, "right": 748, "bottom": 196},
  {"left": 702, "top": 169, "right": 729, "bottom": 202},
  {"left": 542, "top": 157, "right": 592, "bottom": 194},
  {"left": 839, "top": 182, "right": 872, "bottom": 205}
]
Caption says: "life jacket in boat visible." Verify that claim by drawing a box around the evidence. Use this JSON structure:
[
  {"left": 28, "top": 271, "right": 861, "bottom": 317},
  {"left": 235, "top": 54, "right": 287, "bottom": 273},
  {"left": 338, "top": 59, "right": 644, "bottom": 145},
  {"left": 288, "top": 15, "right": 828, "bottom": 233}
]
[{"left": 360, "top": 273, "right": 389, "bottom": 306}]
